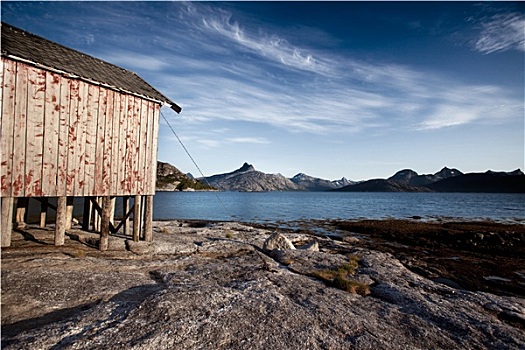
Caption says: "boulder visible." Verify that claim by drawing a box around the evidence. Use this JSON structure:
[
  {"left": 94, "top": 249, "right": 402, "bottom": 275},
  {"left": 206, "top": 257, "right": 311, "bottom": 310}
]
[
  {"left": 126, "top": 240, "right": 155, "bottom": 255},
  {"left": 343, "top": 236, "right": 360, "bottom": 244},
  {"left": 154, "top": 241, "right": 197, "bottom": 255},
  {"left": 297, "top": 240, "right": 319, "bottom": 252},
  {"left": 107, "top": 236, "right": 127, "bottom": 251},
  {"left": 433, "top": 277, "right": 463, "bottom": 290},
  {"left": 263, "top": 232, "right": 296, "bottom": 252}
]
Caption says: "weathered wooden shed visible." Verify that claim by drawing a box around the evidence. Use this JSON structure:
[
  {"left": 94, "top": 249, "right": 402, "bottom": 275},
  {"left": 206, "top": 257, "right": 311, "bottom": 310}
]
[{"left": 1, "top": 22, "right": 181, "bottom": 249}]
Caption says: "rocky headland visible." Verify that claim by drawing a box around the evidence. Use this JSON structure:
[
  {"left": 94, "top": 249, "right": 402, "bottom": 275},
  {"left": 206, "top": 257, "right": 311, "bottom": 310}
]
[
  {"left": 156, "top": 161, "right": 215, "bottom": 191},
  {"left": 2, "top": 219, "right": 524, "bottom": 349}
]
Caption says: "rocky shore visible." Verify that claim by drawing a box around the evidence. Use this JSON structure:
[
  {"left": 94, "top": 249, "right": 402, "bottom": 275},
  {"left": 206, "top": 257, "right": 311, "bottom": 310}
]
[{"left": 2, "top": 219, "right": 525, "bottom": 349}]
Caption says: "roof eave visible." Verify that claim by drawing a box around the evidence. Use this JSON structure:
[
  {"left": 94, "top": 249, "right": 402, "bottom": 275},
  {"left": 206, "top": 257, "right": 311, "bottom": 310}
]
[
  {"left": 2, "top": 53, "right": 182, "bottom": 113},
  {"left": 165, "top": 101, "right": 182, "bottom": 114}
]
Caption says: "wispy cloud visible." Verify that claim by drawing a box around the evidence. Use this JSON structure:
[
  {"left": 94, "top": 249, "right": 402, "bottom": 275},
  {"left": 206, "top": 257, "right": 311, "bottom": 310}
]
[
  {"left": 162, "top": 125, "right": 270, "bottom": 150},
  {"left": 226, "top": 137, "right": 271, "bottom": 144},
  {"left": 162, "top": 56, "right": 521, "bottom": 134},
  {"left": 172, "top": 4, "right": 521, "bottom": 132},
  {"left": 99, "top": 52, "right": 171, "bottom": 71},
  {"left": 197, "top": 139, "right": 222, "bottom": 148},
  {"left": 73, "top": 2, "right": 522, "bottom": 135},
  {"left": 186, "top": 3, "right": 335, "bottom": 76},
  {"left": 474, "top": 12, "right": 525, "bottom": 54},
  {"left": 416, "top": 86, "right": 521, "bottom": 130}
]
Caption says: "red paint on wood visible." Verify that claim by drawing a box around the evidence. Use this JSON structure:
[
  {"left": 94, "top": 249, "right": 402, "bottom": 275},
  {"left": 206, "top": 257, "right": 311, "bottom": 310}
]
[
  {"left": 57, "top": 74, "right": 70, "bottom": 197},
  {"left": 1, "top": 58, "right": 160, "bottom": 199},
  {"left": 94, "top": 88, "right": 107, "bottom": 195},
  {"left": 12, "top": 62, "right": 28, "bottom": 197},
  {"left": 85, "top": 84, "right": 99, "bottom": 196},
  {"left": 150, "top": 104, "right": 161, "bottom": 194},
  {"left": 66, "top": 79, "right": 80, "bottom": 195},
  {"left": 42, "top": 71, "right": 61, "bottom": 196},
  {"left": 117, "top": 94, "right": 128, "bottom": 195},
  {"left": 102, "top": 89, "right": 114, "bottom": 195},
  {"left": 1, "top": 58, "right": 16, "bottom": 196},
  {"left": 75, "top": 81, "right": 89, "bottom": 195}
]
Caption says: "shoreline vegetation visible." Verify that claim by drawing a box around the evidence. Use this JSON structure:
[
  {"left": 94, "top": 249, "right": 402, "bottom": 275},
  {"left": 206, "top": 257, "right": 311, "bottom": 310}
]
[
  {"left": 264, "top": 218, "right": 525, "bottom": 297},
  {"left": 2, "top": 217, "right": 524, "bottom": 349}
]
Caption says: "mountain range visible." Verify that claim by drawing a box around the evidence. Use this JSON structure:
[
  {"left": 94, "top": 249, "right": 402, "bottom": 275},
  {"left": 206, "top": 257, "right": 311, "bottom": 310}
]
[
  {"left": 336, "top": 167, "right": 524, "bottom": 193},
  {"left": 157, "top": 161, "right": 524, "bottom": 193},
  {"left": 201, "top": 162, "right": 354, "bottom": 192}
]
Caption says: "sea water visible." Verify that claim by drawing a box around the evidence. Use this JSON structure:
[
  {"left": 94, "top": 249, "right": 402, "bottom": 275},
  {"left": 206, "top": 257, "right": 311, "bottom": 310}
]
[{"left": 153, "top": 191, "right": 525, "bottom": 224}]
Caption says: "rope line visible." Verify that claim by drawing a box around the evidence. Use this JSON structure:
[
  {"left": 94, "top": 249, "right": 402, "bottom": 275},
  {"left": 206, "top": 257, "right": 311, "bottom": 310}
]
[{"left": 160, "top": 110, "right": 229, "bottom": 214}]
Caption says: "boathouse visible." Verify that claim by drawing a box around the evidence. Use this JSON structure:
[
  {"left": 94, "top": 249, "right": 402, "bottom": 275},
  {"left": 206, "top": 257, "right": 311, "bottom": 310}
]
[{"left": 1, "top": 22, "right": 181, "bottom": 249}]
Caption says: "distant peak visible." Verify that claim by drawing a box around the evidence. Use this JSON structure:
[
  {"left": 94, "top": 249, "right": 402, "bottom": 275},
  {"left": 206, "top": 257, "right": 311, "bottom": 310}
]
[
  {"left": 293, "top": 173, "right": 308, "bottom": 179},
  {"left": 396, "top": 169, "right": 418, "bottom": 175},
  {"left": 389, "top": 169, "right": 418, "bottom": 182},
  {"left": 436, "top": 167, "right": 462, "bottom": 177},
  {"left": 237, "top": 162, "right": 255, "bottom": 173},
  {"left": 485, "top": 169, "right": 525, "bottom": 176}
]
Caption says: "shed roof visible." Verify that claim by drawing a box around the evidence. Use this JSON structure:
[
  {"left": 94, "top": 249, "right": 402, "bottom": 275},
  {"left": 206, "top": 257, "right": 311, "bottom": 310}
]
[{"left": 1, "top": 22, "right": 181, "bottom": 113}]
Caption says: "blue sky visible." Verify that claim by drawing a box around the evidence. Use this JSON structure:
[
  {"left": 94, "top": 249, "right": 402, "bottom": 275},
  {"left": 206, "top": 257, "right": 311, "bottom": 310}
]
[{"left": 2, "top": 1, "right": 524, "bottom": 180}]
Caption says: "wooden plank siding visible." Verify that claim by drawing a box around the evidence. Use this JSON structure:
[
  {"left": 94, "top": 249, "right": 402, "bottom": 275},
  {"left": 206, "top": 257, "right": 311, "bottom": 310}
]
[
  {"left": 42, "top": 72, "right": 61, "bottom": 196},
  {"left": 150, "top": 105, "right": 161, "bottom": 194},
  {"left": 94, "top": 87, "right": 107, "bottom": 196},
  {"left": 66, "top": 79, "right": 80, "bottom": 195},
  {"left": 0, "top": 58, "right": 3, "bottom": 155},
  {"left": 124, "top": 95, "right": 135, "bottom": 195},
  {"left": 56, "top": 73, "right": 70, "bottom": 197},
  {"left": 24, "top": 66, "right": 46, "bottom": 197},
  {"left": 137, "top": 99, "right": 149, "bottom": 195},
  {"left": 131, "top": 96, "right": 141, "bottom": 195},
  {"left": 84, "top": 84, "right": 99, "bottom": 197},
  {"left": 75, "top": 80, "right": 88, "bottom": 195},
  {"left": 116, "top": 94, "right": 128, "bottom": 196},
  {"left": 143, "top": 101, "right": 154, "bottom": 195},
  {"left": 110, "top": 91, "right": 121, "bottom": 196},
  {"left": 1, "top": 59, "right": 16, "bottom": 197},
  {"left": 1, "top": 58, "right": 161, "bottom": 198},
  {"left": 102, "top": 89, "right": 114, "bottom": 195},
  {"left": 11, "top": 60, "right": 28, "bottom": 197}
]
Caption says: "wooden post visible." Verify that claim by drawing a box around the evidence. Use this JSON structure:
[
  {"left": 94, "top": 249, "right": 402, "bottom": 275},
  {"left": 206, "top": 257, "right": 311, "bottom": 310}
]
[
  {"left": 100, "top": 196, "right": 111, "bottom": 251},
  {"left": 144, "top": 195, "right": 153, "bottom": 242},
  {"left": 65, "top": 197, "right": 74, "bottom": 229},
  {"left": 24, "top": 199, "right": 29, "bottom": 223},
  {"left": 55, "top": 196, "right": 67, "bottom": 246},
  {"left": 123, "top": 196, "right": 130, "bottom": 236},
  {"left": 15, "top": 197, "right": 28, "bottom": 229},
  {"left": 93, "top": 197, "right": 102, "bottom": 231},
  {"left": 109, "top": 197, "right": 116, "bottom": 229},
  {"left": 96, "top": 197, "right": 102, "bottom": 231},
  {"left": 1, "top": 197, "right": 14, "bottom": 247},
  {"left": 82, "top": 197, "right": 92, "bottom": 231},
  {"left": 39, "top": 197, "right": 48, "bottom": 228},
  {"left": 133, "top": 195, "right": 141, "bottom": 242}
]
